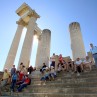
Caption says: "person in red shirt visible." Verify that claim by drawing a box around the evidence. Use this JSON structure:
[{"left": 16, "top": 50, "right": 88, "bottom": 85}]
[
  {"left": 57, "top": 54, "right": 64, "bottom": 71},
  {"left": 17, "top": 75, "right": 30, "bottom": 92},
  {"left": 59, "top": 54, "right": 63, "bottom": 63}
]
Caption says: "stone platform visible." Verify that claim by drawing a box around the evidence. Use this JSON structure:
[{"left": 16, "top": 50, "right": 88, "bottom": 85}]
[{"left": 1, "top": 66, "right": 97, "bottom": 97}]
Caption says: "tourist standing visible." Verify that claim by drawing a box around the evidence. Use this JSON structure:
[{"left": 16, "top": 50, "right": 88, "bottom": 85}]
[
  {"left": 11, "top": 65, "right": 16, "bottom": 76},
  {"left": 90, "top": 43, "right": 97, "bottom": 67}
]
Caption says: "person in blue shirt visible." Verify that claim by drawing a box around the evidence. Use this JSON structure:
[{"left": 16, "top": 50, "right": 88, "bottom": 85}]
[
  {"left": 10, "top": 70, "right": 18, "bottom": 92},
  {"left": 90, "top": 43, "right": 97, "bottom": 67}
]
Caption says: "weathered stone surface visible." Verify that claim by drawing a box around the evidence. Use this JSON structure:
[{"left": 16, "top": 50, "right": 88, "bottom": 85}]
[
  {"left": 69, "top": 22, "right": 86, "bottom": 60},
  {"left": 35, "top": 29, "right": 51, "bottom": 69}
]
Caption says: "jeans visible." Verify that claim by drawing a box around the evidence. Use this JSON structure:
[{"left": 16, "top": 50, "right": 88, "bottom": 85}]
[
  {"left": 17, "top": 84, "right": 27, "bottom": 92},
  {"left": 10, "top": 80, "right": 16, "bottom": 91},
  {"left": 0, "top": 79, "right": 8, "bottom": 87},
  {"left": 93, "top": 54, "right": 97, "bottom": 67}
]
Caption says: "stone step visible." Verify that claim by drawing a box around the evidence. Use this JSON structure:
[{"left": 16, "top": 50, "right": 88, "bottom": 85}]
[
  {"left": 31, "top": 77, "right": 97, "bottom": 84},
  {"left": 24, "top": 87, "right": 97, "bottom": 94},
  {"left": 31, "top": 76, "right": 97, "bottom": 82},
  {"left": 2, "top": 86, "right": 95, "bottom": 93},
  {"left": 30, "top": 81, "right": 97, "bottom": 87},
  {"left": 1, "top": 92, "right": 97, "bottom": 97},
  {"left": 31, "top": 78, "right": 97, "bottom": 85},
  {"left": 56, "top": 73, "right": 97, "bottom": 79},
  {"left": 31, "top": 70, "right": 97, "bottom": 78}
]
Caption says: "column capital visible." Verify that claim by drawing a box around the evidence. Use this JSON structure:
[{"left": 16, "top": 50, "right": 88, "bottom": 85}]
[
  {"left": 38, "top": 35, "right": 41, "bottom": 41},
  {"left": 28, "top": 10, "right": 40, "bottom": 19},
  {"left": 16, "top": 19, "right": 27, "bottom": 26}
]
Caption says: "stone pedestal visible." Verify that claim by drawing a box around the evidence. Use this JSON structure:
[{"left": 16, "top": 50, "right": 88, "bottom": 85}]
[{"left": 4, "top": 21, "right": 24, "bottom": 70}]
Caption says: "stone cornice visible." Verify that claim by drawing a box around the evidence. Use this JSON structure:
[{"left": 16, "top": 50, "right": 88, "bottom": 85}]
[
  {"left": 16, "top": 19, "right": 27, "bottom": 26},
  {"left": 28, "top": 10, "right": 40, "bottom": 18}
]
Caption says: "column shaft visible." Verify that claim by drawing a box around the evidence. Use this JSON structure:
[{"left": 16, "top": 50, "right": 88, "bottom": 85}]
[
  {"left": 4, "top": 25, "right": 24, "bottom": 70},
  {"left": 18, "top": 17, "right": 36, "bottom": 68},
  {"left": 35, "top": 29, "right": 51, "bottom": 69}
]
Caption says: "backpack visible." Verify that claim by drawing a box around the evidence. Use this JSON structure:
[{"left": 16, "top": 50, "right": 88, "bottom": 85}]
[{"left": 12, "top": 73, "right": 17, "bottom": 80}]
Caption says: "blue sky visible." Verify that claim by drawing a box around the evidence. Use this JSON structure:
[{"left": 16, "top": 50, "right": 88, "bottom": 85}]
[{"left": 0, "top": 0, "right": 97, "bottom": 71}]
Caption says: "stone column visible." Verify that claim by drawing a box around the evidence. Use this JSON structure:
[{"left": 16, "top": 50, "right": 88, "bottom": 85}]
[
  {"left": 35, "top": 29, "right": 51, "bottom": 69},
  {"left": 69, "top": 22, "right": 86, "bottom": 60},
  {"left": 4, "top": 20, "right": 24, "bottom": 70},
  {"left": 18, "top": 17, "right": 36, "bottom": 68}
]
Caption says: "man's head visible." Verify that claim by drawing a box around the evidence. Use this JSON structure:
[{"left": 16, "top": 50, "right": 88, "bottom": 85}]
[
  {"left": 25, "top": 75, "right": 28, "bottom": 78},
  {"left": 23, "top": 65, "right": 25, "bottom": 68},
  {"left": 4, "top": 68, "right": 8, "bottom": 72},
  {"left": 43, "top": 63, "right": 45, "bottom": 66},
  {"left": 53, "top": 53, "right": 55, "bottom": 56},
  {"left": 13, "top": 65, "right": 15, "bottom": 67},
  {"left": 20, "top": 62, "right": 23, "bottom": 65},
  {"left": 77, "top": 58, "right": 80, "bottom": 61},
  {"left": 86, "top": 56, "right": 89, "bottom": 60},
  {"left": 90, "top": 43, "right": 93, "bottom": 48}
]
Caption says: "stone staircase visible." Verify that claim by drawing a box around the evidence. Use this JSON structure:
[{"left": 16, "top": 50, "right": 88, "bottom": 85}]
[{"left": 1, "top": 66, "right": 97, "bottom": 97}]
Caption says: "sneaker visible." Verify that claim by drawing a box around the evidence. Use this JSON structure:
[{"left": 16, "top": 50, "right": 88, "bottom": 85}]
[
  {"left": 43, "top": 83, "right": 46, "bottom": 85},
  {"left": 71, "top": 72, "right": 74, "bottom": 74},
  {"left": 77, "top": 73, "right": 80, "bottom": 76},
  {"left": 74, "top": 71, "right": 77, "bottom": 73}
]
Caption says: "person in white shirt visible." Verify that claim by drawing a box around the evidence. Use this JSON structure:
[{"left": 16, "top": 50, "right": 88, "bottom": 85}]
[
  {"left": 50, "top": 66, "right": 56, "bottom": 80},
  {"left": 90, "top": 43, "right": 97, "bottom": 67},
  {"left": 74, "top": 58, "right": 83, "bottom": 74},
  {"left": 83, "top": 56, "right": 92, "bottom": 71}
]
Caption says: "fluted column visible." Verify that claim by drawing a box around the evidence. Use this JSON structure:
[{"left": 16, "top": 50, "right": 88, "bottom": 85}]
[
  {"left": 18, "top": 17, "right": 36, "bottom": 68},
  {"left": 35, "top": 29, "right": 51, "bottom": 69},
  {"left": 4, "top": 19, "right": 24, "bottom": 70}
]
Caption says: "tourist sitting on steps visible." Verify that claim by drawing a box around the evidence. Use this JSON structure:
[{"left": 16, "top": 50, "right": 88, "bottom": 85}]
[
  {"left": 40, "top": 67, "right": 50, "bottom": 85},
  {"left": 50, "top": 66, "right": 56, "bottom": 80},
  {"left": 57, "top": 62, "right": 65, "bottom": 73},
  {"left": 63, "top": 60, "right": 67, "bottom": 71},
  {"left": 74, "top": 58, "right": 83, "bottom": 76},
  {"left": 28, "top": 66, "right": 33, "bottom": 74},
  {"left": 0, "top": 68, "right": 11, "bottom": 88},
  {"left": 17, "top": 75, "right": 30, "bottom": 92},
  {"left": 83, "top": 56, "right": 92, "bottom": 71},
  {"left": 67, "top": 58, "right": 74, "bottom": 72},
  {"left": 40, "top": 63, "right": 47, "bottom": 74}
]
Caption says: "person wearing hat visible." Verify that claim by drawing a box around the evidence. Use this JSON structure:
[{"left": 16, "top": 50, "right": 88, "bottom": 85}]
[{"left": 0, "top": 68, "right": 10, "bottom": 87}]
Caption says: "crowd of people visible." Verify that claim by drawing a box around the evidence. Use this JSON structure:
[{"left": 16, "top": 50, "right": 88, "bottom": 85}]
[
  {"left": 40, "top": 54, "right": 93, "bottom": 85},
  {"left": 40, "top": 43, "right": 97, "bottom": 84},
  {"left": 0, "top": 63, "right": 34, "bottom": 95},
  {"left": 0, "top": 43, "right": 97, "bottom": 95}
]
